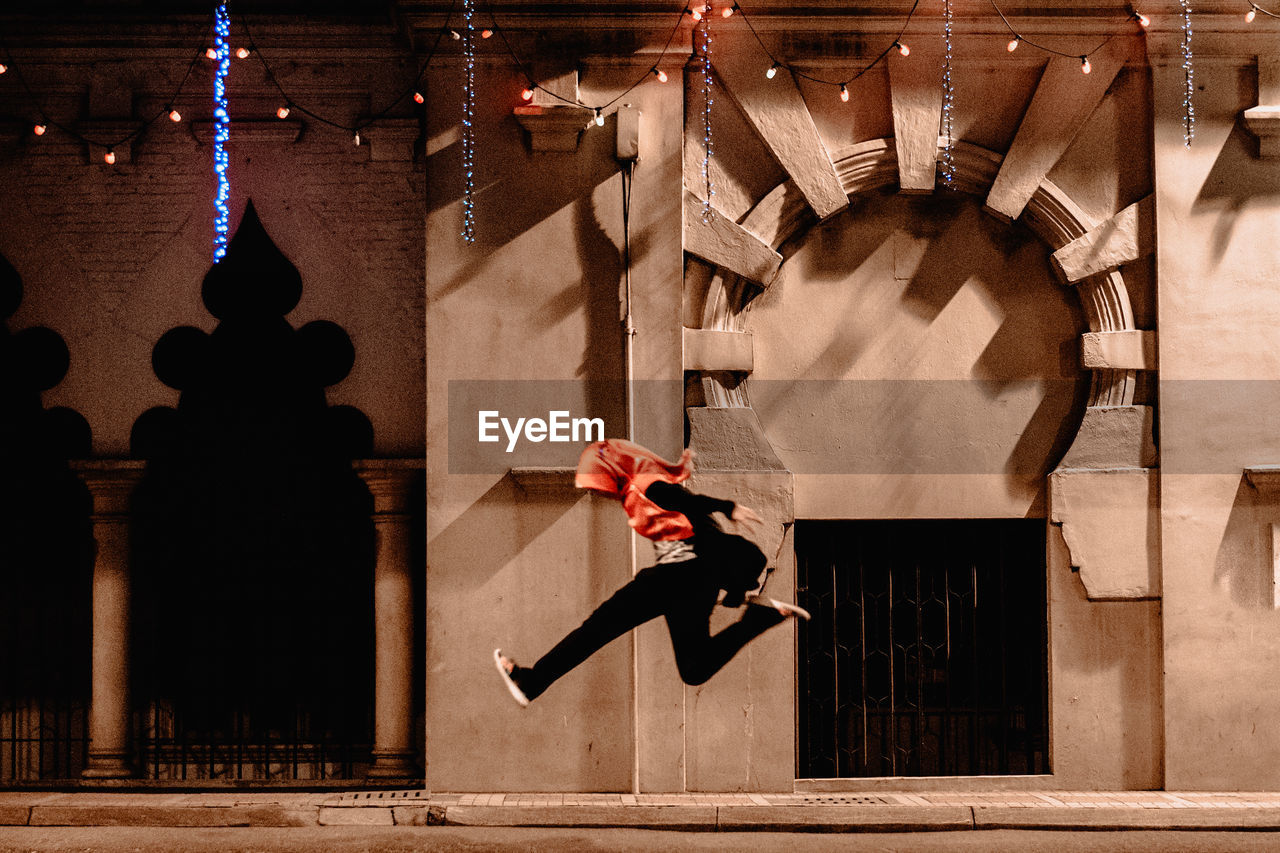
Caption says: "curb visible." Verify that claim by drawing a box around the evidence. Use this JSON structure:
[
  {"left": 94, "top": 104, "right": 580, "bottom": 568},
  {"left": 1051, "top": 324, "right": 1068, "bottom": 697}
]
[
  {"left": 434, "top": 805, "right": 718, "bottom": 830},
  {"left": 715, "top": 805, "right": 972, "bottom": 833},
  {"left": 7, "top": 799, "right": 1280, "bottom": 832},
  {"left": 973, "top": 806, "right": 1280, "bottom": 831},
  {"left": 26, "top": 805, "right": 318, "bottom": 828}
]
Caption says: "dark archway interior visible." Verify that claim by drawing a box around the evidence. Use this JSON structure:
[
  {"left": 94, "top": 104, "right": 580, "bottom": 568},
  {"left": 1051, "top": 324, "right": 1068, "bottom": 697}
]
[
  {"left": 0, "top": 251, "right": 94, "bottom": 782},
  {"left": 129, "top": 202, "right": 378, "bottom": 782}
]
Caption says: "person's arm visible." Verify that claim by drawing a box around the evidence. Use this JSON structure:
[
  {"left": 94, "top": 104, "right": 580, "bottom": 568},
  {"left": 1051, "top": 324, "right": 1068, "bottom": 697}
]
[{"left": 644, "top": 481, "right": 734, "bottom": 519}]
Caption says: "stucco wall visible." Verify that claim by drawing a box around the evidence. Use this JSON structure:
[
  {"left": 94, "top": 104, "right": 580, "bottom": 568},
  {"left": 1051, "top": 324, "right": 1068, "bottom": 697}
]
[
  {"left": 423, "top": 61, "right": 683, "bottom": 791},
  {"left": 1048, "top": 525, "right": 1164, "bottom": 788},
  {"left": 1155, "top": 51, "right": 1280, "bottom": 789},
  {"left": 745, "top": 191, "right": 1088, "bottom": 520}
]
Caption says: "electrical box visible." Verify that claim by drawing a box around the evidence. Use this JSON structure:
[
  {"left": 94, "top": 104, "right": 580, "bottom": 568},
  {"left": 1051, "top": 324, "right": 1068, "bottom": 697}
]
[{"left": 616, "top": 103, "right": 641, "bottom": 161}]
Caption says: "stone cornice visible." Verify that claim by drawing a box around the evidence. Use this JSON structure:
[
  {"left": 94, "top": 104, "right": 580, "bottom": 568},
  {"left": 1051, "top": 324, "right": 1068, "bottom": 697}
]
[
  {"left": 1246, "top": 465, "right": 1280, "bottom": 495},
  {"left": 3, "top": 5, "right": 1275, "bottom": 62},
  {"left": 0, "top": 15, "right": 407, "bottom": 55}
]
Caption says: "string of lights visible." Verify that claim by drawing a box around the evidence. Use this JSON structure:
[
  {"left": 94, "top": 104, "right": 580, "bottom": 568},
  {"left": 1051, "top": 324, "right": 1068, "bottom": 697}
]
[
  {"left": 461, "top": 0, "right": 477, "bottom": 244},
  {"left": 0, "top": 0, "right": 1216, "bottom": 245},
  {"left": 490, "top": 2, "right": 688, "bottom": 118},
  {"left": 213, "top": 2, "right": 231, "bottom": 261},
  {"left": 1245, "top": 2, "right": 1280, "bottom": 21},
  {"left": 737, "top": 0, "right": 920, "bottom": 96},
  {"left": 989, "top": 0, "right": 1149, "bottom": 72},
  {"left": 697, "top": 3, "right": 715, "bottom": 221},
  {"left": 1181, "top": 0, "right": 1194, "bottom": 146},
  {"left": 941, "top": 0, "right": 956, "bottom": 187},
  {"left": 238, "top": 5, "right": 455, "bottom": 139},
  {"left": 0, "top": 20, "right": 211, "bottom": 157}
]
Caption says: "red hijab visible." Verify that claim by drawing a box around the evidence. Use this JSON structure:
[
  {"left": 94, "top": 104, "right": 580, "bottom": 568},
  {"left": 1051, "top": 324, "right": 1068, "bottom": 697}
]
[{"left": 575, "top": 439, "right": 695, "bottom": 541}]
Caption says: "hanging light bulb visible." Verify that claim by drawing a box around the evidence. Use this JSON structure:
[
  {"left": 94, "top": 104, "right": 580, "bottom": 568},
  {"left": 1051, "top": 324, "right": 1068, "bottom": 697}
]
[
  {"left": 481, "top": 28, "right": 493, "bottom": 38},
  {"left": 722, "top": 3, "right": 736, "bottom": 17},
  {"left": 1247, "top": 4, "right": 1258, "bottom": 21},
  {"left": 594, "top": 108, "right": 605, "bottom": 126},
  {"left": 104, "top": 150, "right": 116, "bottom": 165},
  {"left": 689, "top": 6, "right": 702, "bottom": 22},
  {"left": 354, "top": 130, "right": 361, "bottom": 146},
  {"left": 236, "top": 47, "right": 250, "bottom": 59},
  {"left": 206, "top": 47, "right": 218, "bottom": 59},
  {"left": 520, "top": 86, "right": 535, "bottom": 101},
  {"left": 839, "top": 84, "right": 849, "bottom": 103},
  {"left": 277, "top": 105, "right": 291, "bottom": 119},
  {"left": 1081, "top": 55, "right": 1092, "bottom": 74},
  {"left": 414, "top": 91, "right": 425, "bottom": 104},
  {"left": 33, "top": 124, "right": 46, "bottom": 136},
  {"left": 895, "top": 41, "right": 910, "bottom": 57},
  {"left": 1007, "top": 36, "right": 1021, "bottom": 52},
  {"left": 450, "top": 29, "right": 461, "bottom": 40},
  {"left": 0, "top": 63, "right": 7, "bottom": 74},
  {"left": 1134, "top": 12, "right": 1150, "bottom": 27},
  {"left": 653, "top": 68, "right": 668, "bottom": 83},
  {"left": 169, "top": 108, "right": 181, "bottom": 122},
  {"left": 766, "top": 62, "right": 779, "bottom": 79}
]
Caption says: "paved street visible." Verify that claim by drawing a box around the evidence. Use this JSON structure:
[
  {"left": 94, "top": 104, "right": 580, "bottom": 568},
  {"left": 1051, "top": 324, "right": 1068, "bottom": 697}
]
[{"left": 4, "top": 827, "right": 1280, "bottom": 853}]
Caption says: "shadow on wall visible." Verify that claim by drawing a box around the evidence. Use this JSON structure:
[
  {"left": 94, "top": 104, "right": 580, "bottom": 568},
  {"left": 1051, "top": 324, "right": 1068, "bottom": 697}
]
[
  {"left": 426, "top": 92, "right": 627, "bottom": 455},
  {"left": 0, "top": 251, "right": 93, "bottom": 781},
  {"left": 1049, "top": 524, "right": 1163, "bottom": 789},
  {"left": 127, "top": 202, "right": 378, "bottom": 779},
  {"left": 427, "top": 475, "right": 584, "bottom": 593},
  {"left": 748, "top": 191, "right": 1088, "bottom": 494},
  {"left": 1214, "top": 476, "right": 1276, "bottom": 610},
  {"left": 1193, "top": 120, "right": 1280, "bottom": 266}
]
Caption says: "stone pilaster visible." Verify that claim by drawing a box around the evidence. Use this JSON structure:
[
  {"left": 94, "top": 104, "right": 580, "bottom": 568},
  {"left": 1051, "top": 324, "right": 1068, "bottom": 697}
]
[
  {"left": 354, "top": 458, "right": 423, "bottom": 782},
  {"left": 71, "top": 460, "right": 145, "bottom": 780}
]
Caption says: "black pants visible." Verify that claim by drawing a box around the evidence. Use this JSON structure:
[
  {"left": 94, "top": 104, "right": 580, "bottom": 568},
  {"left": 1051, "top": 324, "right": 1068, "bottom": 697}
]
[{"left": 518, "top": 554, "right": 784, "bottom": 701}]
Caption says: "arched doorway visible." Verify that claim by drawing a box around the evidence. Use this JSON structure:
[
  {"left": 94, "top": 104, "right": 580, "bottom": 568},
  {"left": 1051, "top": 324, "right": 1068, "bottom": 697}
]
[{"left": 684, "top": 138, "right": 1139, "bottom": 779}]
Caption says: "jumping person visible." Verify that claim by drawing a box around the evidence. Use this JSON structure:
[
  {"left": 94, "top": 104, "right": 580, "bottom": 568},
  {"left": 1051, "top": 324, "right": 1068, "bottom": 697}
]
[{"left": 494, "top": 438, "right": 809, "bottom": 707}]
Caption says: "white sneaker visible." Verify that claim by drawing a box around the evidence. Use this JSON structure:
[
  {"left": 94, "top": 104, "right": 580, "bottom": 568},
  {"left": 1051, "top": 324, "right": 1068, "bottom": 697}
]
[{"left": 493, "top": 649, "right": 531, "bottom": 707}]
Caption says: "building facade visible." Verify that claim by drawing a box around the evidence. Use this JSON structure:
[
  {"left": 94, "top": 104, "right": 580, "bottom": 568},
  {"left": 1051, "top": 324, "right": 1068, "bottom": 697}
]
[{"left": 1, "top": 0, "right": 1278, "bottom": 792}]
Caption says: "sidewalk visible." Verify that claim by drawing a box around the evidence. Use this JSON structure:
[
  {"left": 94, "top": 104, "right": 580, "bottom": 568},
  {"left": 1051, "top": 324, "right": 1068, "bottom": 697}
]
[{"left": 5, "top": 790, "right": 1280, "bottom": 832}]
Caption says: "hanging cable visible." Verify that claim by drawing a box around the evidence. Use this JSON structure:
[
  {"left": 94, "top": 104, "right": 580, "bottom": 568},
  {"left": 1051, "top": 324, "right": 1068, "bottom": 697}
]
[
  {"left": 620, "top": 159, "right": 636, "bottom": 442},
  {"left": 486, "top": 1, "right": 687, "bottom": 118},
  {"left": 739, "top": 0, "right": 920, "bottom": 91},
  {"left": 239, "top": 0, "right": 455, "bottom": 134},
  {"left": 0, "top": 20, "right": 211, "bottom": 151},
  {"left": 988, "top": 0, "right": 1146, "bottom": 62},
  {"left": 1245, "top": 1, "right": 1280, "bottom": 20}
]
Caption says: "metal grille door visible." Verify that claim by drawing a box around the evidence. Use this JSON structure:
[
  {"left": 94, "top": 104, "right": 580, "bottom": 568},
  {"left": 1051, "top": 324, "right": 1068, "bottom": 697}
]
[{"left": 796, "top": 520, "right": 1048, "bottom": 778}]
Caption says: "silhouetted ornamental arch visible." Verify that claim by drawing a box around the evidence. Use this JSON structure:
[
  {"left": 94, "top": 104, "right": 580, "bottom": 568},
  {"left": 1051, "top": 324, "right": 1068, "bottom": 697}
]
[
  {"left": 127, "top": 201, "right": 377, "bottom": 782},
  {"left": 0, "top": 250, "right": 93, "bottom": 782}
]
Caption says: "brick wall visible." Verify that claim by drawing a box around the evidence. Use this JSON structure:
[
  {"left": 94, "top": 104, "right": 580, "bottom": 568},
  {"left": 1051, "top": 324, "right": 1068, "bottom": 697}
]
[{"left": 0, "top": 31, "right": 425, "bottom": 456}]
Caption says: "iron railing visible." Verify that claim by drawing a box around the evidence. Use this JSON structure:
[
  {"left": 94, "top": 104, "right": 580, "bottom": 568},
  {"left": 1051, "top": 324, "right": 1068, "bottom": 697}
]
[
  {"left": 796, "top": 519, "right": 1048, "bottom": 778},
  {"left": 1, "top": 575, "right": 91, "bottom": 782}
]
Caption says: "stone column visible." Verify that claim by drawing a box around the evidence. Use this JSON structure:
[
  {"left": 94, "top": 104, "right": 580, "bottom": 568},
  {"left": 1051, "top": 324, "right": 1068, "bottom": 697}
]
[
  {"left": 71, "top": 460, "right": 145, "bottom": 779},
  {"left": 355, "top": 459, "right": 423, "bottom": 782}
]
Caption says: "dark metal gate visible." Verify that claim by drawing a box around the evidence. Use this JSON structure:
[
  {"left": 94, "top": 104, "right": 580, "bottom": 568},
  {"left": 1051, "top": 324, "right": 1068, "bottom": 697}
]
[
  {"left": 131, "top": 529, "right": 376, "bottom": 783},
  {"left": 1, "top": 468, "right": 92, "bottom": 785},
  {"left": 796, "top": 519, "right": 1048, "bottom": 778},
  {"left": 1, "top": 583, "right": 90, "bottom": 782}
]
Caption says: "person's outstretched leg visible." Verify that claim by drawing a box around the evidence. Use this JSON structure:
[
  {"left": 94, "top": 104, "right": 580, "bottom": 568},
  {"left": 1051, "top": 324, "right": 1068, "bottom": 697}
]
[
  {"left": 663, "top": 589, "right": 788, "bottom": 687},
  {"left": 499, "top": 566, "right": 667, "bottom": 702}
]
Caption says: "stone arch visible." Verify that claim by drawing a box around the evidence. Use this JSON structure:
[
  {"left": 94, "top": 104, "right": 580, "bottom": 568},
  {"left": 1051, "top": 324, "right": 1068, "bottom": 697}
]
[{"left": 689, "top": 138, "right": 1138, "bottom": 413}]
